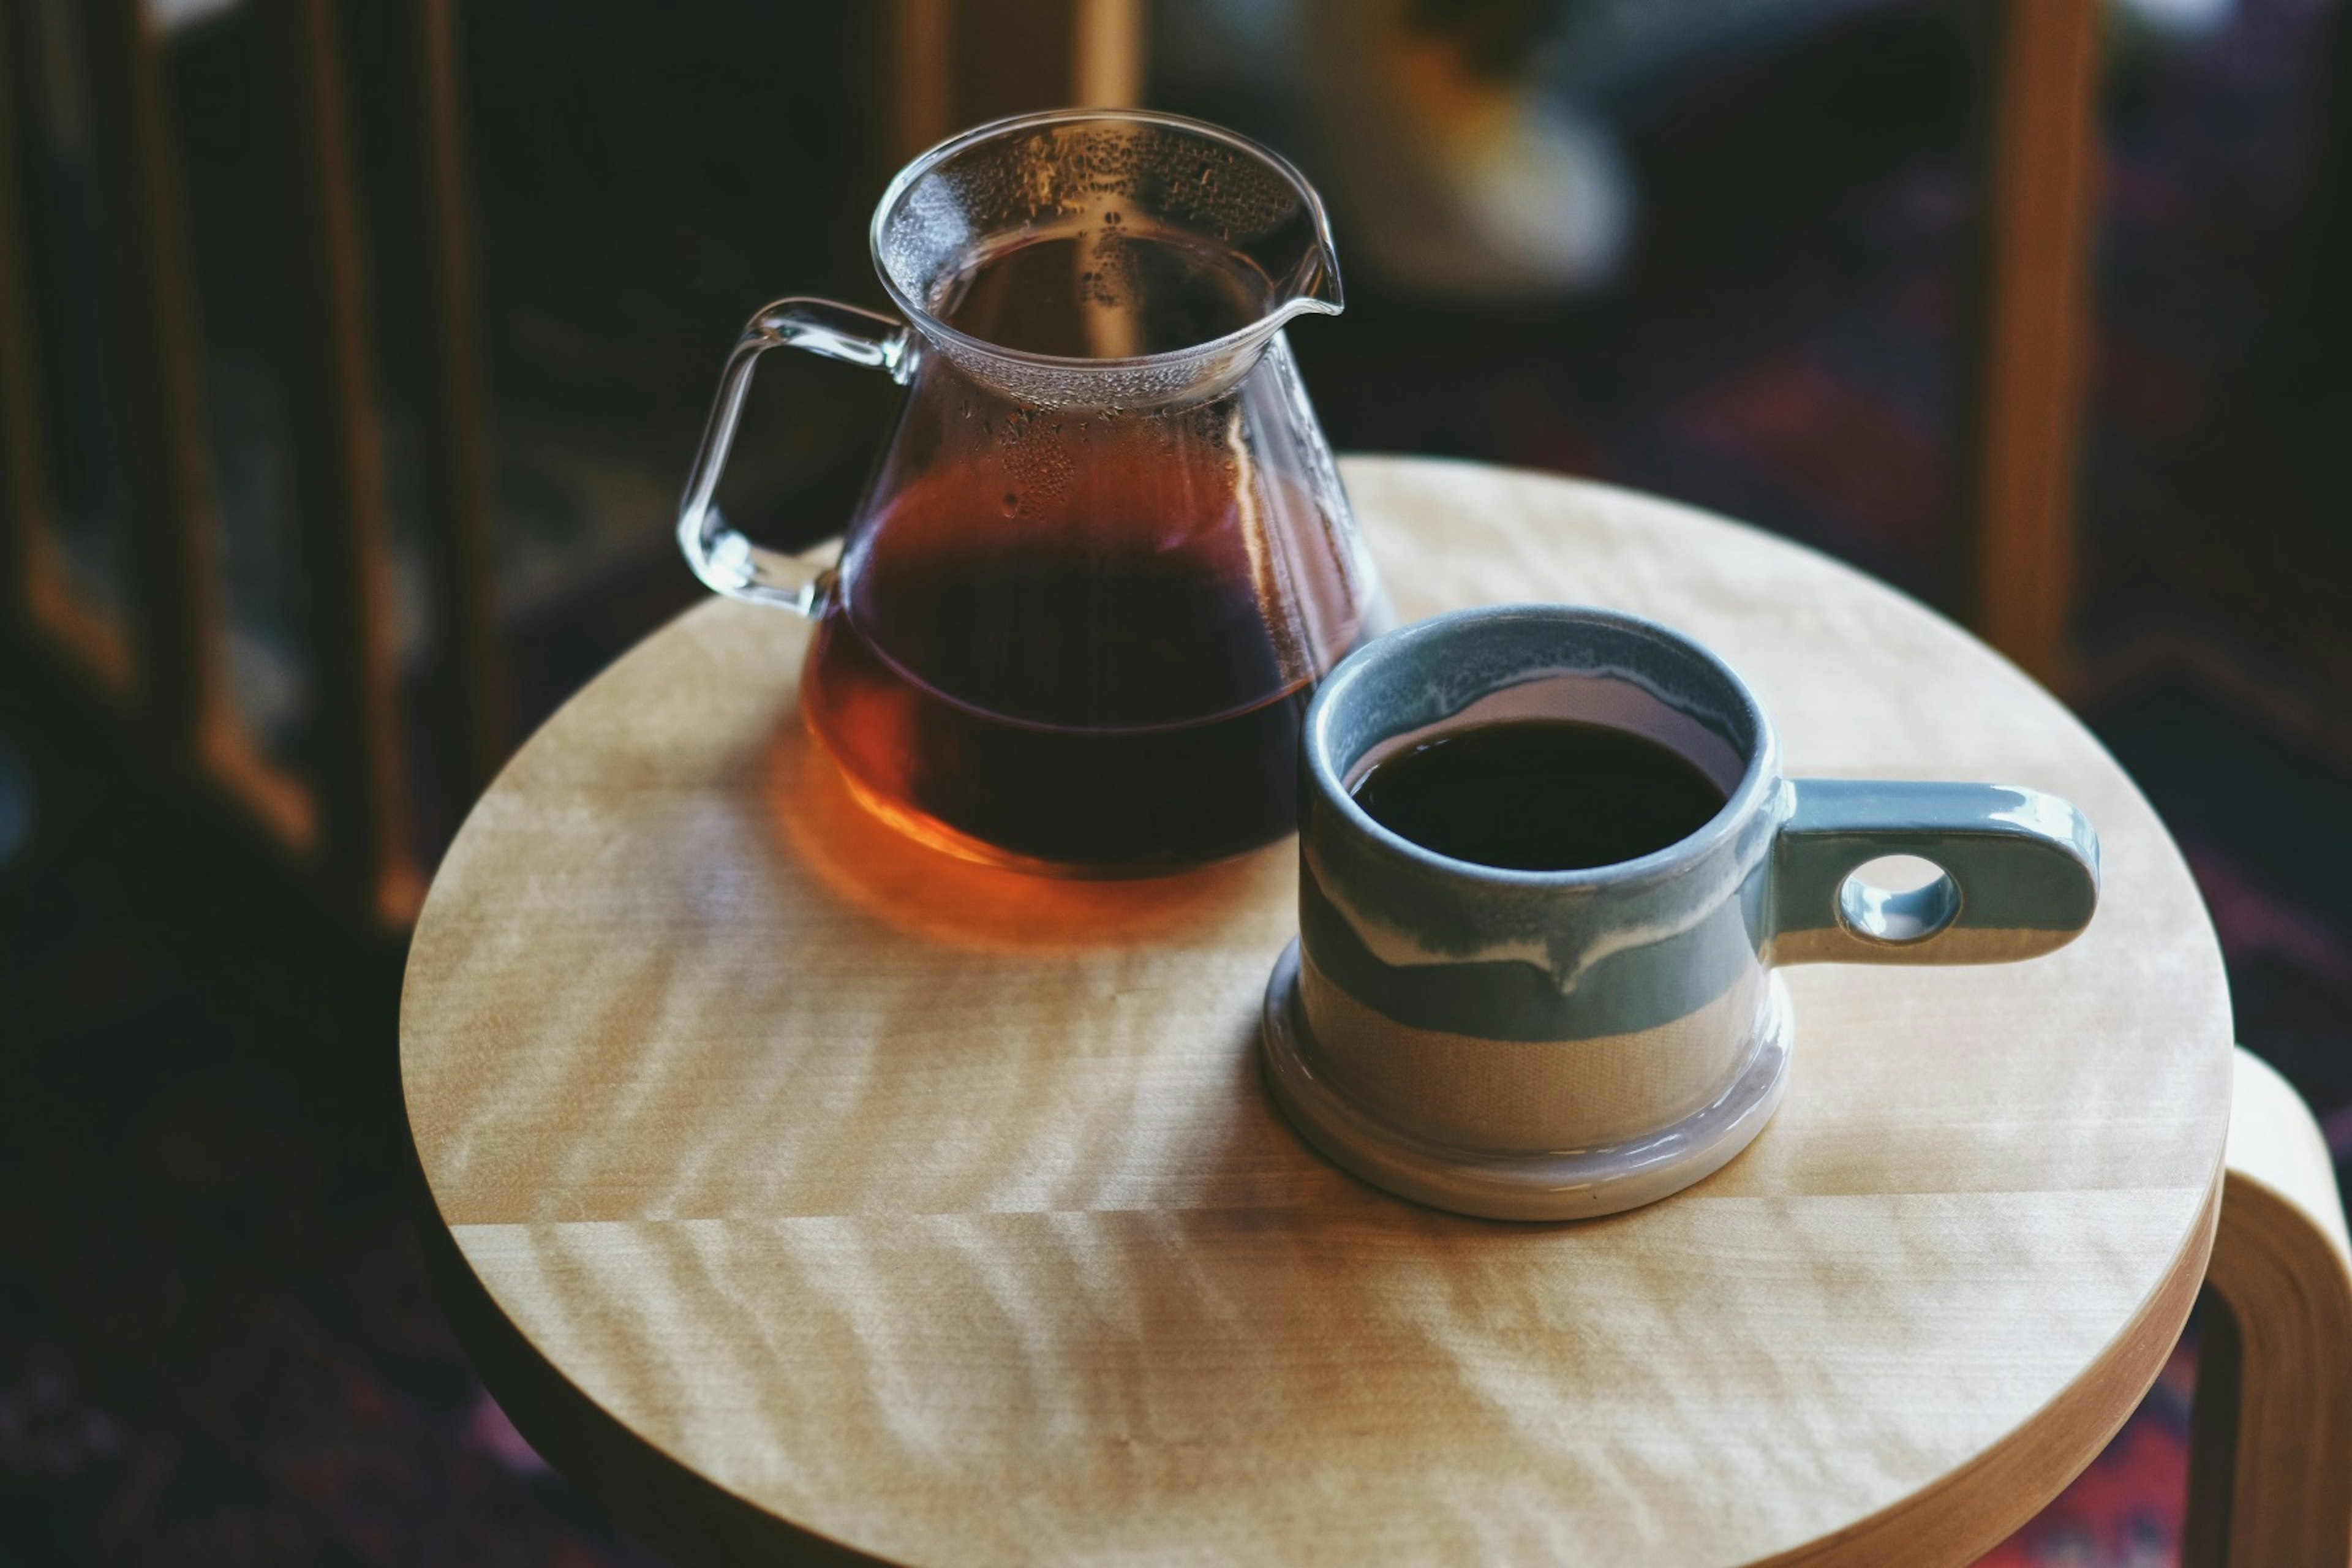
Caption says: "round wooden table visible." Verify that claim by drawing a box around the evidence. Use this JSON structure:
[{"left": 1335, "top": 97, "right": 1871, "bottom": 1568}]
[{"left": 401, "top": 457, "right": 2232, "bottom": 1567}]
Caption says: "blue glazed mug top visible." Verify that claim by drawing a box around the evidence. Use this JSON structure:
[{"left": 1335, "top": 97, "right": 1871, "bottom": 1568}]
[{"left": 1261, "top": 603, "right": 2102, "bottom": 1221}]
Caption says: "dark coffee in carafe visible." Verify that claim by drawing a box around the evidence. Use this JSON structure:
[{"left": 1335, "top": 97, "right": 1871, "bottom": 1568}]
[
  {"left": 676, "top": 110, "right": 1379, "bottom": 875},
  {"left": 802, "top": 362, "right": 1367, "bottom": 871}
]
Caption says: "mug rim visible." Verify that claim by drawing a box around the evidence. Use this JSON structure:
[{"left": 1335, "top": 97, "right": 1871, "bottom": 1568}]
[
  {"left": 1304, "top": 603, "right": 1780, "bottom": 888},
  {"left": 867, "top": 107, "right": 1343, "bottom": 375}
]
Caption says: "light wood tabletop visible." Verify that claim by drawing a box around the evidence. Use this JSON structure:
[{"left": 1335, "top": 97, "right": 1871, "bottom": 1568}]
[{"left": 401, "top": 456, "right": 2233, "bottom": 1567}]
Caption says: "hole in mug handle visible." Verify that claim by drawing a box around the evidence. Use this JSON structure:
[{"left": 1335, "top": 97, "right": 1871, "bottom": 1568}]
[
  {"left": 1774, "top": 779, "right": 2097, "bottom": 965},
  {"left": 1837, "top": 854, "right": 1961, "bottom": 944}
]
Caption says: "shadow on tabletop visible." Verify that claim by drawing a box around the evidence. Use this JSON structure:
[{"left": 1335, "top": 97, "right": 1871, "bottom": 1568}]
[{"left": 761, "top": 715, "right": 1292, "bottom": 956}]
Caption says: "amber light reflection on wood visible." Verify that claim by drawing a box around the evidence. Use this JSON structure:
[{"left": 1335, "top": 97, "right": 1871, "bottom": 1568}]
[{"left": 402, "top": 458, "right": 2233, "bottom": 1567}]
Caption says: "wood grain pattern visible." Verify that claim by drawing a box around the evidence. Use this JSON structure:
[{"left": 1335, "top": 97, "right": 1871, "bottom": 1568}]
[
  {"left": 403, "top": 458, "right": 2233, "bottom": 1566},
  {"left": 2183, "top": 1049, "right": 2352, "bottom": 1568}
]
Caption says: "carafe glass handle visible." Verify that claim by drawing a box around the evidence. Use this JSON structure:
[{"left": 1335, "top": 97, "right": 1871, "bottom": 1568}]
[{"left": 676, "top": 297, "right": 912, "bottom": 615}]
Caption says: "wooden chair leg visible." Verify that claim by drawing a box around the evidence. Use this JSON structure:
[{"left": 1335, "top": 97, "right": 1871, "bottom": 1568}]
[
  {"left": 2183, "top": 1047, "right": 2352, "bottom": 1567},
  {"left": 1967, "top": 0, "right": 2102, "bottom": 692}
]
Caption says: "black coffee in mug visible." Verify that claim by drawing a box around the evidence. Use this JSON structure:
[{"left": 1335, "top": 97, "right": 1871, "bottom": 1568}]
[
  {"left": 1273, "top": 603, "right": 2102, "bottom": 1221},
  {"left": 1349, "top": 718, "right": 1728, "bottom": 872}
]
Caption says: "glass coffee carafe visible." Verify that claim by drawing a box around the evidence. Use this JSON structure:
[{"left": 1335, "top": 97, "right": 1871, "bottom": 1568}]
[{"left": 678, "top": 110, "right": 1385, "bottom": 876}]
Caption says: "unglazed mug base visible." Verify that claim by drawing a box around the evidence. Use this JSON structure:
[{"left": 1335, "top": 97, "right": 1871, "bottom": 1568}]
[{"left": 1261, "top": 939, "right": 1792, "bottom": 1221}]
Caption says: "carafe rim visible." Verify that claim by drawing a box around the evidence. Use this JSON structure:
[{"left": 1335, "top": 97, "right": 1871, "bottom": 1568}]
[{"left": 868, "top": 107, "right": 1344, "bottom": 379}]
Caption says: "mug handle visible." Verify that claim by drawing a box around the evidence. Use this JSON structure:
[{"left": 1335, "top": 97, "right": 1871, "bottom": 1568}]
[
  {"left": 675, "top": 296, "right": 913, "bottom": 615},
  {"left": 1770, "top": 779, "right": 2101, "bottom": 965}
]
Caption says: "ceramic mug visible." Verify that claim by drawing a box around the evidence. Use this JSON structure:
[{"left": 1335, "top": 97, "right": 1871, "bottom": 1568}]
[{"left": 1259, "top": 604, "right": 2101, "bottom": 1221}]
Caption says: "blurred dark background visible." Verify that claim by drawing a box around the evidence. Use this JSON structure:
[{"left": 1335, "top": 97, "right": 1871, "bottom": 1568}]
[{"left": 2, "top": 0, "right": 2348, "bottom": 1561}]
